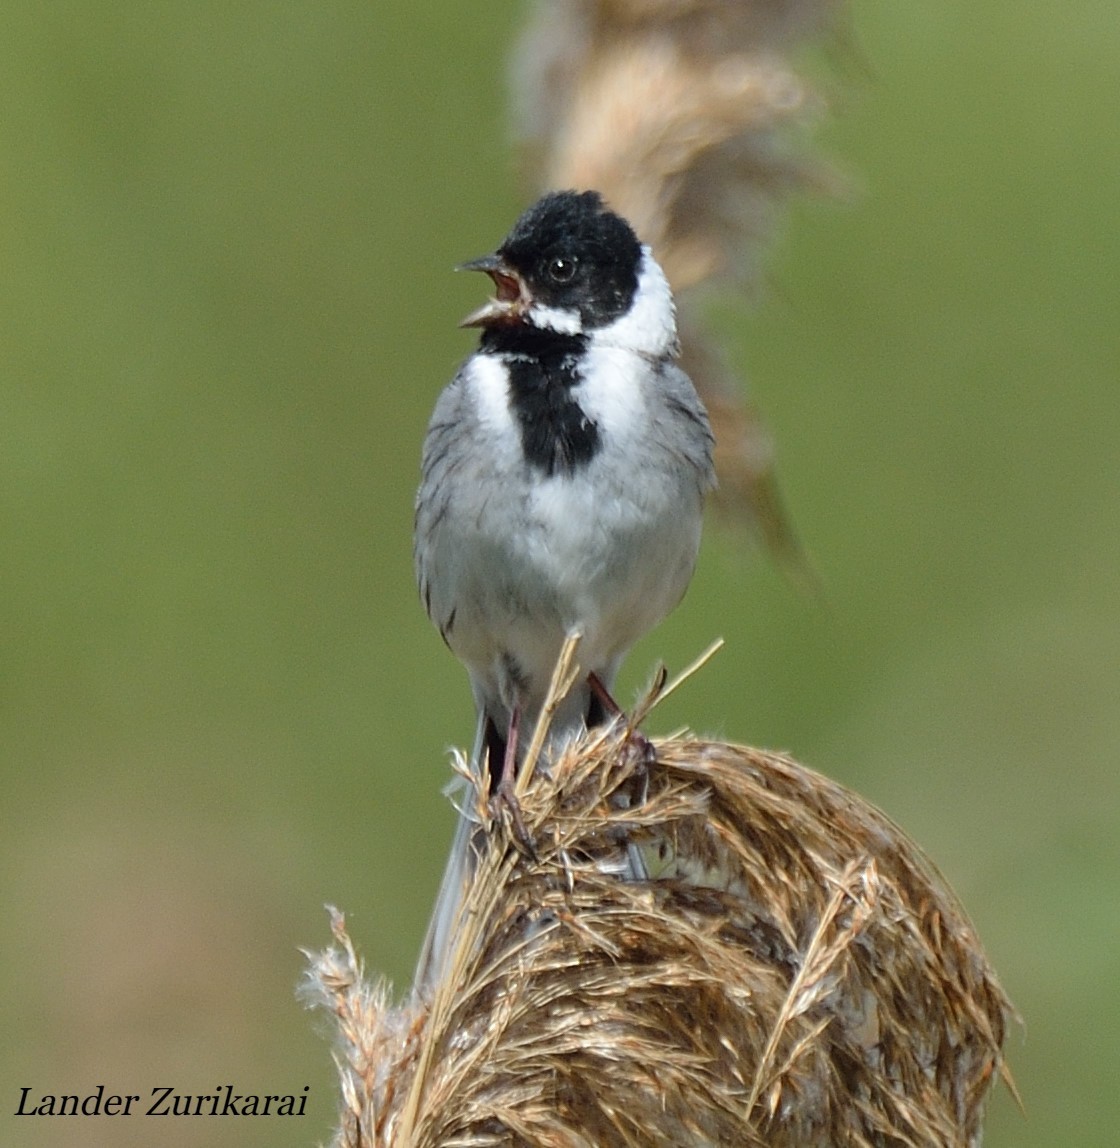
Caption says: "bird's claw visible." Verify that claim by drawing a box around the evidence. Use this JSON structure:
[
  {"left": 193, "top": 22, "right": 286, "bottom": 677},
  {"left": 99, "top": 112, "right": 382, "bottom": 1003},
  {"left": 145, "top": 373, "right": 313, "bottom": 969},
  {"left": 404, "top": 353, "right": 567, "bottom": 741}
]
[{"left": 489, "top": 776, "right": 537, "bottom": 858}]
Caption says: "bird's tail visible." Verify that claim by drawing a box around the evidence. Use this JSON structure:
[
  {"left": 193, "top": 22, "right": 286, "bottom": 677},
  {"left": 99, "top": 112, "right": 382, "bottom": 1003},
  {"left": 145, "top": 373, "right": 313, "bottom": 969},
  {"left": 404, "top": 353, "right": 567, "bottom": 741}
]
[
  {"left": 412, "top": 712, "right": 488, "bottom": 997},
  {"left": 413, "top": 792, "right": 481, "bottom": 997}
]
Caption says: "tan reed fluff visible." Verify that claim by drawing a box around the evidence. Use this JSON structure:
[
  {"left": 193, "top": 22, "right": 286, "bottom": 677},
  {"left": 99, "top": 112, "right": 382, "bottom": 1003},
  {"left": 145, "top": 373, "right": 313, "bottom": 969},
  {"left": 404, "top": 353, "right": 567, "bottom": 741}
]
[
  {"left": 303, "top": 653, "right": 1015, "bottom": 1147},
  {"left": 511, "top": 0, "right": 845, "bottom": 558}
]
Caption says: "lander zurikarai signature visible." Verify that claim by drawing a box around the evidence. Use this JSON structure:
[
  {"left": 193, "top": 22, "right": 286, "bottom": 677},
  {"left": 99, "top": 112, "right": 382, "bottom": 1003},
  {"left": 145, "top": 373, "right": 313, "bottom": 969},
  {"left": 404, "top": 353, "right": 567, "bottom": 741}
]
[{"left": 14, "top": 1084, "right": 310, "bottom": 1117}]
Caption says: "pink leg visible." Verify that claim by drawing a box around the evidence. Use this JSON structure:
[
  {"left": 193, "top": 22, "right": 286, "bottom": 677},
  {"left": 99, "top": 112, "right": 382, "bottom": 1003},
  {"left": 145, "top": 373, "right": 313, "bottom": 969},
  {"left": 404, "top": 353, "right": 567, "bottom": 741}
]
[
  {"left": 587, "top": 672, "right": 656, "bottom": 769},
  {"left": 490, "top": 706, "right": 535, "bottom": 854}
]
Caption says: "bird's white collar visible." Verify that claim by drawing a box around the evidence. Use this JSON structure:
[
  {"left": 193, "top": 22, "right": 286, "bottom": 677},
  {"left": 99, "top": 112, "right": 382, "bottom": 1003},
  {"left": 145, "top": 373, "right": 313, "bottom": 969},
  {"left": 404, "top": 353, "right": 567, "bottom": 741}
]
[{"left": 590, "top": 247, "right": 677, "bottom": 358}]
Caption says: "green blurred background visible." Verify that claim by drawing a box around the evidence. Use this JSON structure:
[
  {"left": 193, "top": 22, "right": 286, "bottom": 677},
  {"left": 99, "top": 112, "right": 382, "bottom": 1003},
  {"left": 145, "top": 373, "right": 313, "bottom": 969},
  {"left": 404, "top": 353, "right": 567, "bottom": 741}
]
[{"left": 1, "top": 2, "right": 1116, "bottom": 1145}]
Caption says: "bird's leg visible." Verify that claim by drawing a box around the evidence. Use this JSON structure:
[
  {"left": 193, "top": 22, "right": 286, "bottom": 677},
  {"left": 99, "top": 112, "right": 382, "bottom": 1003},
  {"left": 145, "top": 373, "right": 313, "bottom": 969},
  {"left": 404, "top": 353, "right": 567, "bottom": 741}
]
[
  {"left": 586, "top": 671, "right": 620, "bottom": 719},
  {"left": 489, "top": 705, "right": 535, "bottom": 856},
  {"left": 586, "top": 672, "right": 655, "bottom": 881},
  {"left": 587, "top": 672, "right": 657, "bottom": 771}
]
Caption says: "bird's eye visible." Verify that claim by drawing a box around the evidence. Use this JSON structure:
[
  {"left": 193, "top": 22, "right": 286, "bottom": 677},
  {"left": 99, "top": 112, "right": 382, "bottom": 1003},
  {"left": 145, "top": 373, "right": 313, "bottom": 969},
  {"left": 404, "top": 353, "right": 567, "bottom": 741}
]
[{"left": 547, "top": 255, "right": 577, "bottom": 283}]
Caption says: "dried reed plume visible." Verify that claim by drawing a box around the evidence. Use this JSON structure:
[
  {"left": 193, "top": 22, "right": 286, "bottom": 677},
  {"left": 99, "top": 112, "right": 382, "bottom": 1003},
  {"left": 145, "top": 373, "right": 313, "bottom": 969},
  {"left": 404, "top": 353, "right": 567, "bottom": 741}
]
[
  {"left": 512, "top": 0, "right": 846, "bottom": 559},
  {"left": 303, "top": 648, "right": 1015, "bottom": 1147}
]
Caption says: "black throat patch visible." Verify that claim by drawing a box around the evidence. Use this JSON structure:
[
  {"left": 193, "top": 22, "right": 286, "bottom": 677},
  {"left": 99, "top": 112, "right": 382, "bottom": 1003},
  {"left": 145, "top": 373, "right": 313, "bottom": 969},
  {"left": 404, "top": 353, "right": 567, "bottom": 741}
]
[{"left": 481, "top": 327, "right": 601, "bottom": 477}]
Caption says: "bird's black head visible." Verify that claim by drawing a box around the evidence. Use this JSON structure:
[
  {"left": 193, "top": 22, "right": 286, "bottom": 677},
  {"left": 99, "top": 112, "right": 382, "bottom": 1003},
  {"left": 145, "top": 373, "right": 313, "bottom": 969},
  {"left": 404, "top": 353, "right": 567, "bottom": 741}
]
[{"left": 459, "top": 190, "right": 644, "bottom": 335}]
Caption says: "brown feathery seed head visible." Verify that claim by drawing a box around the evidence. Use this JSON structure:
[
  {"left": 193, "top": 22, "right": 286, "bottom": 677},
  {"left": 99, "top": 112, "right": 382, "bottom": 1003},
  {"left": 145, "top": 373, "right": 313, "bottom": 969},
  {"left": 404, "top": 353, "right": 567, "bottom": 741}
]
[{"left": 304, "top": 718, "right": 1015, "bottom": 1147}]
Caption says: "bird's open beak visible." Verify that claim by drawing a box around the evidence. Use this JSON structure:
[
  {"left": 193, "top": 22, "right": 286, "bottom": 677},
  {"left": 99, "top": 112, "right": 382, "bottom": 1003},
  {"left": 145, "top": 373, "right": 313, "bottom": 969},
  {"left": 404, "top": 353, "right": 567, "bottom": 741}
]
[{"left": 457, "top": 253, "right": 531, "bottom": 328}]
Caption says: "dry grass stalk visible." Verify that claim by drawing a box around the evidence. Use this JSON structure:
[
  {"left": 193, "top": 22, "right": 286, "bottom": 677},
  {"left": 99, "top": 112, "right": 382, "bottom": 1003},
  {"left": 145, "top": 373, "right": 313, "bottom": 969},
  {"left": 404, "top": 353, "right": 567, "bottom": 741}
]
[
  {"left": 512, "top": 0, "right": 846, "bottom": 557},
  {"left": 303, "top": 682, "right": 1014, "bottom": 1146}
]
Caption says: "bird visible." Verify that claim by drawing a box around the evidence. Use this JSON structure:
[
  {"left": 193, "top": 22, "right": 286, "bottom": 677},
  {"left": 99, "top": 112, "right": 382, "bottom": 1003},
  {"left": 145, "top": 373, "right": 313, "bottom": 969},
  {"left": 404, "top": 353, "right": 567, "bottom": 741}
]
[{"left": 413, "top": 189, "right": 715, "bottom": 989}]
